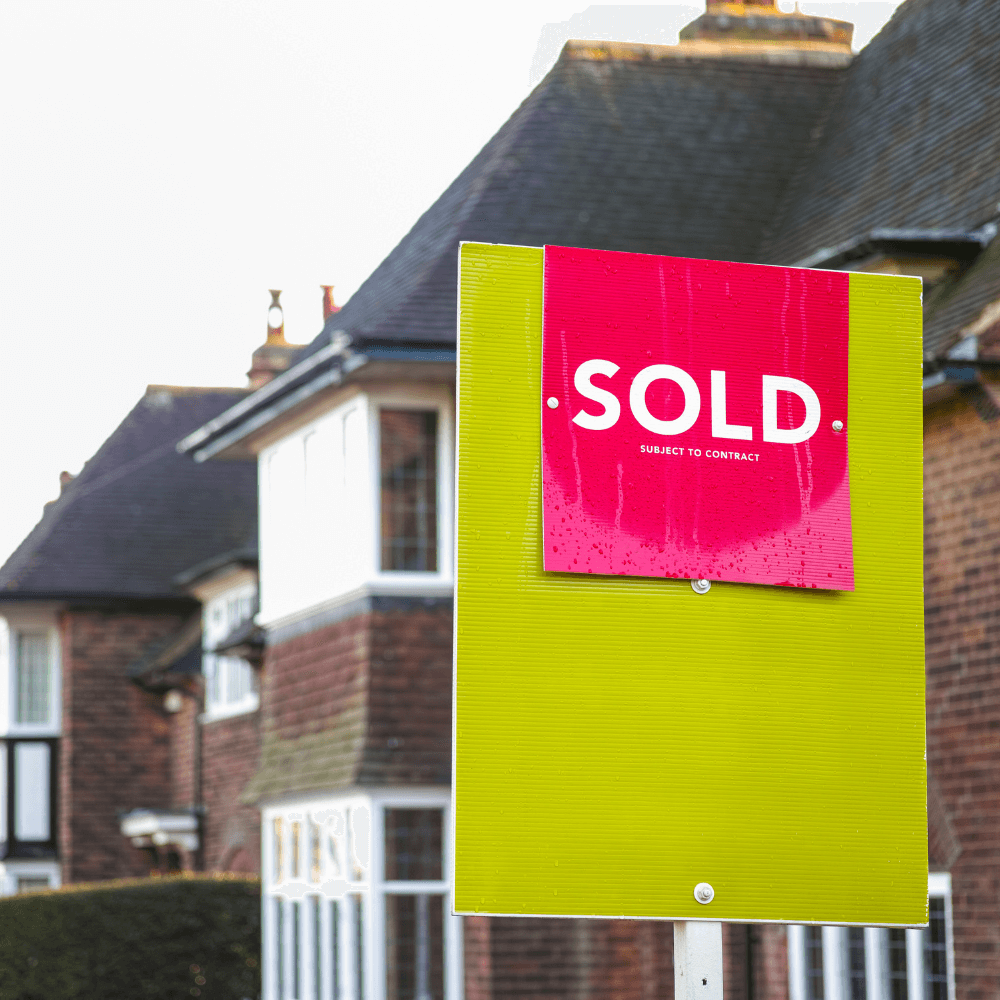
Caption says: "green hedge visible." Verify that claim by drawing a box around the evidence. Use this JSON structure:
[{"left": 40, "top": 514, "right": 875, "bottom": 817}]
[{"left": 0, "top": 873, "right": 260, "bottom": 1000}]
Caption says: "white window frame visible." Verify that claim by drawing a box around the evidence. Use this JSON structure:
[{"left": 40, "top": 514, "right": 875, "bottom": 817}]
[
  {"left": 202, "top": 583, "right": 259, "bottom": 721},
  {"left": 370, "top": 388, "right": 455, "bottom": 590},
  {"left": 257, "top": 386, "right": 455, "bottom": 629},
  {"left": 0, "top": 616, "right": 61, "bottom": 737},
  {"left": 262, "top": 788, "right": 461, "bottom": 1000},
  {"left": 0, "top": 860, "right": 61, "bottom": 897},
  {"left": 788, "top": 874, "right": 956, "bottom": 1000}
]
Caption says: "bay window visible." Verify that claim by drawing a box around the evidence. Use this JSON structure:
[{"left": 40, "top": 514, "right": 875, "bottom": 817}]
[
  {"left": 788, "top": 874, "right": 955, "bottom": 1000},
  {"left": 263, "top": 791, "right": 460, "bottom": 1000},
  {"left": 257, "top": 389, "right": 453, "bottom": 626}
]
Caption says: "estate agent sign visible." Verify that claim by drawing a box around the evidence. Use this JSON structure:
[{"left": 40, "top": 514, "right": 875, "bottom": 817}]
[
  {"left": 454, "top": 243, "right": 926, "bottom": 927},
  {"left": 541, "top": 247, "right": 853, "bottom": 589}
]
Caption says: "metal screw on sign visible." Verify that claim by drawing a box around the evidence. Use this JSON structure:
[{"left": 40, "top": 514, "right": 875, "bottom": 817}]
[
  {"left": 546, "top": 397, "right": 559, "bottom": 409},
  {"left": 832, "top": 419, "right": 845, "bottom": 432},
  {"left": 691, "top": 579, "right": 711, "bottom": 594},
  {"left": 694, "top": 883, "right": 715, "bottom": 904}
]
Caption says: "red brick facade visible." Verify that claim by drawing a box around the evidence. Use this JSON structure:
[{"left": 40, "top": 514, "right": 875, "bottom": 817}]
[
  {"left": 57, "top": 605, "right": 262, "bottom": 883},
  {"left": 247, "top": 597, "right": 453, "bottom": 802},
  {"left": 923, "top": 389, "right": 1000, "bottom": 998},
  {"left": 200, "top": 709, "right": 261, "bottom": 872},
  {"left": 59, "top": 607, "right": 182, "bottom": 883}
]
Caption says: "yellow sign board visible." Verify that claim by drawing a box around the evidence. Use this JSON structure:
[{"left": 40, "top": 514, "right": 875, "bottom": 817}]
[{"left": 454, "top": 242, "right": 926, "bottom": 925}]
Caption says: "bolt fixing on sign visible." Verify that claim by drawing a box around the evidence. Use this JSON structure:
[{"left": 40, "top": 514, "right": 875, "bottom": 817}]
[
  {"left": 547, "top": 397, "right": 559, "bottom": 409},
  {"left": 694, "top": 882, "right": 715, "bottom": 904},
  {"left": 832, "top": 419, "right": 844, "bottom": 432},
  {"left": 691, "top": 579, "right": 712, "bottom": 594}
]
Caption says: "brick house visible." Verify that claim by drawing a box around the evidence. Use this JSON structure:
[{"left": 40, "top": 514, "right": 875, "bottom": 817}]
[
  {"left": 0, "top": 297, "right": 309, "bottom": 891},
  {"left": 178, "top": 2, "right": 999, "bottom": 999}
]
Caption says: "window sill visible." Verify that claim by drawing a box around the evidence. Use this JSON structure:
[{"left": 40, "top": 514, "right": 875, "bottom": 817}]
[{"left": 200, "top": 698, "right": 259, "bottom": 724}]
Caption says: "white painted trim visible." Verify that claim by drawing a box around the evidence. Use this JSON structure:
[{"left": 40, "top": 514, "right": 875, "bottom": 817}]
[
  {"left": 906, "top": 928, "right": 926, "bottom": 1000},
  {"left": 928, "top": 872, "right": 956, "bottom": 1000},
  {"left": 368, "top": 386, "right": 455, "bottom": 585},
  {"left": 258, "top": 582, "right": 453, "bottom": 634},
  {"left": 0, "top": 859, "right": 62, "bottom": 897},
  {"left": 864, "top": 926, "right": 887, "bottom": 1000},
  {"left": 822, "top": 925, "right": 845, "bottom": 1000},
  {"left": 787, "top": 926, "right": 807, "bottom": 1000},
  {"left": 787, "top": 879, "right": 958, "bottom": 1000},
  {"left": 0, "top": 615, "right": 61, "bottom": 737},
  {"left": 262, "top": 788, "right": 462, "bottom": 1000}
]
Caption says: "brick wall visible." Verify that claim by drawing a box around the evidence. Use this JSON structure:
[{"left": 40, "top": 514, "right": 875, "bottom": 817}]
[
  {"left": 472, "top": 916, "right": 672, "bottom": 1000},
  {"left": 924, "top": 392, "right": 1000, "bottom": 999},
  {"left": 361, "top": 598, "right": 452, "bottom": 785},
  {"left": 754, "top": 925, "right": 789, "bottom": 1000},
  {"left": 247, "top": 597, "right": 452, "bottom": 802},
  {"left": 244, "top": 608, "right": 371, "bottom": 802},
  {"left": 60, "top": 608, "right": 185, "bottom": 883},
  {"left": 171, "top": 691, "right": 199, "bottom": 809},
  {"left": 201, "top": 709, "right": 261, "bottom": 872}
]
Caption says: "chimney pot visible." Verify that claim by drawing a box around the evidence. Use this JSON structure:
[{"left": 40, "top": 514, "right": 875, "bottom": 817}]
[
  {"left": 248, "top": 289, "right": 304, "bottom": 390},
  {"left": 321, "top": 285, "right": 340, "bottom": 322}
]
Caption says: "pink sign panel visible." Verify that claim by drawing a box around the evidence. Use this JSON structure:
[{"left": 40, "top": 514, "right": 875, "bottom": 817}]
[{"left": 541, "top": 246, "right": 853, "bottom": 590}]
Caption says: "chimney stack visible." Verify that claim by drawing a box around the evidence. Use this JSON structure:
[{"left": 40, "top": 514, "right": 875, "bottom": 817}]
[
  {"left": 681, "top": 1, "right": 853, "bottom": 58},
  {"left": 247, "top": 290, "right": 305, "bottom": 390},
  {"left": 321, "top": 285, "right": 340, "bottom": 322}
]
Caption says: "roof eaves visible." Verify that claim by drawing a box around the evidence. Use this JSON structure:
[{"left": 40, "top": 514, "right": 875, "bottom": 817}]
[
  {"left": 173, "top": 547, "right": 258, "bottom": 589},
  {"left": 794, "top": 225, "right": 997, "bottom": 270},
  {"left": 177, "top": 333, "right": 351, "bottom": 457},
  {"left": 187, "top": 345, "right": 457, "bottom": 462},
  {"left": 189, "top": 353, "right": 360, "bottom": 462}
]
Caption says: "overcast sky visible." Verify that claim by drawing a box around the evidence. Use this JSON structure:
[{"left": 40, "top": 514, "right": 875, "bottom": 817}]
[{"left": 0, "top": 1, "right": 904, "bottom": 566}]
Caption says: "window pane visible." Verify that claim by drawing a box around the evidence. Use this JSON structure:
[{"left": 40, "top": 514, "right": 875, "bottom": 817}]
[
  {"left": 0, "top": 744, "right": 6, "bottom": 842},
  {"left": 353, "top": 894, "right": 365, "bottom": 1000},
  {"left": 847, "top": 927, "right": 867, "bottom": 1000},
  {"left": 274, "top": 817, "right": 284, "bottom": 883},
  {"left": 311, "top": 821, "right": 321, "bottom": 884},
  {"left": 293, "top": 900, "right": 302, "bottom": 1000},
  {"left": 385, "top": 894, "right": 445, "bottom": 1000},
  {"left": 14, "top": 742, "right": 50, "bottom": 841},
  {"left": 331, "top": 899, "right": 340, "bottom": 1000},
  {"left": 313, "top": 896, "right": 322, "bottom": 1000},
  {"left": 384, "top": 808, "right": 443, "bottom": 881},
  {"left": 380, "top": 411, "right": 438, "bottom": 572},
  {"left": 805, "top": 927, "right": 824, "bottom": 1000},
  {"left": 925, "top": 897, "right": 949, "bottom": 1000},
  {"left": 292, "top": 820, "right": 302, "bottom": 879},
  {"left": 888, "top": 928, "right": 909, "bottom": 1000},
  {"left": 15, "top": 634, "right": 50, "bottom": 725},
  {"left": 349, "top": 805, "right": 370, "bottom": 881},
  {"left": 276, "top": 897, "right": 285, "bottom": 1000}
]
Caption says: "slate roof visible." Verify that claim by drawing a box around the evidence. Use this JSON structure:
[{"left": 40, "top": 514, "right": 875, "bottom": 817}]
[
  {"left": 188, "top": 0, "right": 1000, "bottom": 457},
  {"left": 300, "top": 44, "right": 847, "bottom": 357},
  {"left": 182, "top": 41, "right": 849, "bottom": 458},
  {"left": 760, "top": 0, "right": 1000, "bottom": 354},
  {"left": 0, "top": 386, "right": 258, "bottom": 601}
]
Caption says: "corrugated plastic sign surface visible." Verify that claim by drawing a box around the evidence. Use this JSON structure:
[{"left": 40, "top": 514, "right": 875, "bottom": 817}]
[
  {"left": 542, "top": 247, "right": 854, "bottom": 590},
  {"left": 455, "top": 243, "right": 926, "bottom": 926}
]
